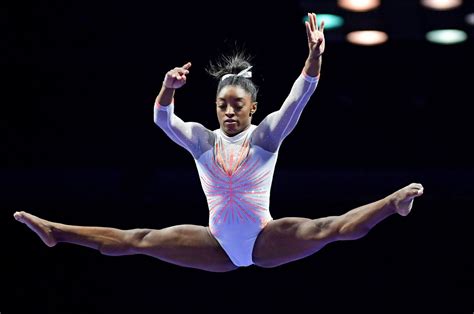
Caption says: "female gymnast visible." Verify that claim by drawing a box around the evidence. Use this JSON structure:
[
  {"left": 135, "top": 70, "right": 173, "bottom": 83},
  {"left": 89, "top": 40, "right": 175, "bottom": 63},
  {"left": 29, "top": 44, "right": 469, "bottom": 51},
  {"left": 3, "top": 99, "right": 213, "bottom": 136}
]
[{"left": 14, "top": 13, "right": 424, "bottom": 272}]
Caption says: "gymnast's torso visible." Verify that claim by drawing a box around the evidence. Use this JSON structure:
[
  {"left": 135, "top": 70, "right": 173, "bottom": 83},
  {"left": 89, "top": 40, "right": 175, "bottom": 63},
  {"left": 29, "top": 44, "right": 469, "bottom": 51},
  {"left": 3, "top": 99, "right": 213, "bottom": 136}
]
[{"left": 194, "top": 125, "right": 275, "bottom": 239}]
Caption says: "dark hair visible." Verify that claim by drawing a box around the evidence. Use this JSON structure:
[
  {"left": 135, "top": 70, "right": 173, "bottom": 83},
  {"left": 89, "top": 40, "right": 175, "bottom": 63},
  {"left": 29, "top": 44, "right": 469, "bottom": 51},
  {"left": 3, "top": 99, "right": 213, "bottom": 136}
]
[{"left": 206, "top": 51, "right": 259, "bottom": 102}]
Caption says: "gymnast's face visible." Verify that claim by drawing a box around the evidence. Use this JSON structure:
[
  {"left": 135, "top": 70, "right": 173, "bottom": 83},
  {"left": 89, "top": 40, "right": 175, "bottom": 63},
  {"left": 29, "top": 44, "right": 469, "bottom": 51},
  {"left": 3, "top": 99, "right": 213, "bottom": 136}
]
[{"left": 216, "top": 85, "right": 257, "bottom": 137}]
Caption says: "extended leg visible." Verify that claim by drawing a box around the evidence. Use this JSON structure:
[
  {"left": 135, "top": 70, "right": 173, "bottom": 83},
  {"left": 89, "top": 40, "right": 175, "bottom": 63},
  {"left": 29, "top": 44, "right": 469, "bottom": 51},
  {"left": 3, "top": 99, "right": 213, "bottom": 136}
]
[
  {"left": 13, "top": 211, "right": 237, "bottom": 272},
  {"left": 252, "top": 183, "right": 424, "bottom": 268}
]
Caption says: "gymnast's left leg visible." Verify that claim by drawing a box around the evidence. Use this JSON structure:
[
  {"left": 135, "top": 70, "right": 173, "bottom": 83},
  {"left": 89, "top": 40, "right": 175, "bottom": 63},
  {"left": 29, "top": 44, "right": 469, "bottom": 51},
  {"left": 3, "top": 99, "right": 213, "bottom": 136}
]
[{"left": 252, "top": 183, "right": 424, "bottom": 268}]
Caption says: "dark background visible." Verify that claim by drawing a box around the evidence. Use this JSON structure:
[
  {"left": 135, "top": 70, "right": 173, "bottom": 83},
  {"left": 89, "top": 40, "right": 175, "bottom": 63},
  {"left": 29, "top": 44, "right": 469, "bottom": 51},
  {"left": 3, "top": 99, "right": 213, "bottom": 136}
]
[{"left": 3, "top": 0, "right": 473, "bottom": 313}]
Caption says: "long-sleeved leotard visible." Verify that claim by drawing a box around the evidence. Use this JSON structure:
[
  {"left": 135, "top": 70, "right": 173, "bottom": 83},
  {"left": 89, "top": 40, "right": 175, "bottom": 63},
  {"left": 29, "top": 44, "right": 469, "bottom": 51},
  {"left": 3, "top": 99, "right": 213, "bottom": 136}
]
[{"left": 154, "top": 73, "right": 318, "bottom": 266}]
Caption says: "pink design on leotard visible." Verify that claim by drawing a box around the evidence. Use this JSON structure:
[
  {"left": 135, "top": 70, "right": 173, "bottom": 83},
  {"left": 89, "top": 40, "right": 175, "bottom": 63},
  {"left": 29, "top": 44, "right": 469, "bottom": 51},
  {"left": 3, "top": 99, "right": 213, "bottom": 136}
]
[{"left": 201, "top": 135, "right": 271, "bottom": 236}]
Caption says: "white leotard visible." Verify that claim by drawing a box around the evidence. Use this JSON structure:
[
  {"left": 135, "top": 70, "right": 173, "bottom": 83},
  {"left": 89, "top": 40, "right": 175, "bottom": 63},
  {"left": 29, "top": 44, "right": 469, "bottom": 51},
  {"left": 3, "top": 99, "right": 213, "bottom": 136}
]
[{"left": 154, "top": 72, "right": 319, "bottom": 266}]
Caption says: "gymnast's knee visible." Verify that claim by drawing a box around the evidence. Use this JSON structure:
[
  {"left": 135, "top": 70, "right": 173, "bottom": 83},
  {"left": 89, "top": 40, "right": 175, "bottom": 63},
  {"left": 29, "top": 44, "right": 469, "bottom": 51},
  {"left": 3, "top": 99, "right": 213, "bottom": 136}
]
[{"left": 127, "top": 228, "right": 156, "bottom": 253}]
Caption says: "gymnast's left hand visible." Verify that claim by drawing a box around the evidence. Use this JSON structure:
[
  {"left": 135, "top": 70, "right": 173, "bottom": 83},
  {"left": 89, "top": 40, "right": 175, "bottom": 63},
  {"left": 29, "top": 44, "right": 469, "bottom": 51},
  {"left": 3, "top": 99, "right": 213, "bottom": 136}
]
[{"left": 305, "top": 12, "right": 325, "bottom": 60}]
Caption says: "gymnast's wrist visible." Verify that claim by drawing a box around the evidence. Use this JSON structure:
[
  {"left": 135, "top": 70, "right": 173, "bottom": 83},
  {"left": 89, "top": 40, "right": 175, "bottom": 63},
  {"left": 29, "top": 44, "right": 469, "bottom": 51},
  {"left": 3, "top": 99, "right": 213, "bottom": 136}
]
[
  {"left": 162, "top": 82, "right": 175, "bottom": 90},
  {"left": 306, "top": 53, "right": 322, "bottom": 63}
]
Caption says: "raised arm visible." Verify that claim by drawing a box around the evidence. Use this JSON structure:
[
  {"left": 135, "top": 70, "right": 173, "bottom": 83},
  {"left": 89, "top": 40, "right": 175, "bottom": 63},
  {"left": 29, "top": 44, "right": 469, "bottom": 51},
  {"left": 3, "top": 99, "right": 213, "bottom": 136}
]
[
  {"left": 252, "top": 13, "right": 325, "bottom": 152},
  {"left": 154, "top": 62, "right": 214, "bottom": 159}
]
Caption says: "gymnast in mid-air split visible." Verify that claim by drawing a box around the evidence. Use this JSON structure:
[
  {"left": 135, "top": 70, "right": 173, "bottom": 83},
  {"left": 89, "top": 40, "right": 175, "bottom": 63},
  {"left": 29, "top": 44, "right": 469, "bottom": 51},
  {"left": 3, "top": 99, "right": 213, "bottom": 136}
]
[{"left": 14, "top": 13, "right": 424, "bottom": 272}]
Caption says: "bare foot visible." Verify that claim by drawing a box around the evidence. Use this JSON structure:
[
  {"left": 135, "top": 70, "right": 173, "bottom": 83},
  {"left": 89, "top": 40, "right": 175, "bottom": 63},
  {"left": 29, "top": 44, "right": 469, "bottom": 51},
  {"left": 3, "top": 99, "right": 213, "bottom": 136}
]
[
  {"left": 14, "top": 211, "right": 58, "bottom": 247},
  {"left": 389, "top": 183, "right": 424, "bottom": 216}
]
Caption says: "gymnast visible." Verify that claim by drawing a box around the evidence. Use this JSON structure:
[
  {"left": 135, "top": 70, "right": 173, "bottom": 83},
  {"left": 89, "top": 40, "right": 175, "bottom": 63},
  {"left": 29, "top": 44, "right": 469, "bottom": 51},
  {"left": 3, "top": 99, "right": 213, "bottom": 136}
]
[{"left": 14, "top": 13, "right": 424, "bottom": 272}]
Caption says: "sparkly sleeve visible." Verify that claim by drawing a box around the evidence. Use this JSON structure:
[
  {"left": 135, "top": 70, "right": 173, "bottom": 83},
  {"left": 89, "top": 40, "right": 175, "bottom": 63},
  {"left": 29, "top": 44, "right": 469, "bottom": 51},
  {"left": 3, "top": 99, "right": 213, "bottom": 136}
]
[
  {"left": 154, "top": 101, "right": 211, "bottom": 158},
  {"left": 252, "top": 73, "right": 319, "bottom": 152}
]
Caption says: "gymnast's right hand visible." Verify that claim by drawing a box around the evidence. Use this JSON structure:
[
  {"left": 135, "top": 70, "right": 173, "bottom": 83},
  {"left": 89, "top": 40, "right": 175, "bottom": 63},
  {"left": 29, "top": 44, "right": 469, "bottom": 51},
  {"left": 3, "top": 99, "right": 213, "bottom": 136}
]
[{"left": 163, "top": 62, "right": 192, "bottom": 89}]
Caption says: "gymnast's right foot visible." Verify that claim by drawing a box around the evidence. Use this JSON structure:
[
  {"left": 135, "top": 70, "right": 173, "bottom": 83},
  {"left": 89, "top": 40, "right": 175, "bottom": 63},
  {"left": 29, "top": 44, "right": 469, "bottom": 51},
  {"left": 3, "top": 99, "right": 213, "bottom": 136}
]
[
  {"left": 389, "top": 183, "right": 424, "bottom": 217},
  {"left": 13, "top": 211, "right": 57, "bottom": 247}
]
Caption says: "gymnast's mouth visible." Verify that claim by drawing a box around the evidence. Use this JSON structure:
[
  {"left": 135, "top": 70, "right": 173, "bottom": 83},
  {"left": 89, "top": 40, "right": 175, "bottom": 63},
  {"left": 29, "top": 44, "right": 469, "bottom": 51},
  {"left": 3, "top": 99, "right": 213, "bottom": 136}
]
[{"left": 224, "top": 119, "right": 237, "bottom": 124}]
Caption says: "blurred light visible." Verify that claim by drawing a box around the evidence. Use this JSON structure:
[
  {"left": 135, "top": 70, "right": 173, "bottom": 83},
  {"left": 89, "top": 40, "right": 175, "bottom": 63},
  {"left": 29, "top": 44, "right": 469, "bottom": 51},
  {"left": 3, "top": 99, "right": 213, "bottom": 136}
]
[
  {"left": 466, "top": 13, "right": 474, "bottom": 25},
  {"left": 426, "top": 29, "right": 467, "bottom": 44},
  {"left": 302, "top": 14, "right": 344, "bottom": 30},
  {"left": 338, "top": 0, "right": 380, "bottom": 12},
  {"left": 346, "top": 30, "right": 388, "bottom": 45},
  {"left": 420, "top": 0, "right": 462, "bottom": 10}
]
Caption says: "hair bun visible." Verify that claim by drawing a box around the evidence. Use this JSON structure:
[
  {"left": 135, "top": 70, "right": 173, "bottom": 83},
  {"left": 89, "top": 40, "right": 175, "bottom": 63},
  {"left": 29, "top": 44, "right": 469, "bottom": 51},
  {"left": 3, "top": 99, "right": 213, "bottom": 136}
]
[{"left": 206, "top": 51, "right": 254, "bottom": 81}]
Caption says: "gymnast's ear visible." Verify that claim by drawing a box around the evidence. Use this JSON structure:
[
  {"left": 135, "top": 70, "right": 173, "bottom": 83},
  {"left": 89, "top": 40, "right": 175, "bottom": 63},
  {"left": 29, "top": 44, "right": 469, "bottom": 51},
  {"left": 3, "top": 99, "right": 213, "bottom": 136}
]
[{"left": 250, "top": 102, "right": 257, "bottom": 116}]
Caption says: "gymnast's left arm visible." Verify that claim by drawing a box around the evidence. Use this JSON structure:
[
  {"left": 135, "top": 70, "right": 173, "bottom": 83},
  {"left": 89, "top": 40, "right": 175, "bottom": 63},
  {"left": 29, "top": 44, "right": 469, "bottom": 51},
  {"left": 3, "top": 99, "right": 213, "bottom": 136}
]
[{"left": 252, "top": 12, "right": 325, "bottom": 152}]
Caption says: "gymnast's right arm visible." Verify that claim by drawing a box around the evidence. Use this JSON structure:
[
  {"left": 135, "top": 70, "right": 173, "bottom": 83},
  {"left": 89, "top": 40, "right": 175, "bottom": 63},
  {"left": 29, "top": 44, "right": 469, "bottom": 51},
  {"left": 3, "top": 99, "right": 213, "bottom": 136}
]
[{"left": 154, "top": 62, "right": 212, "bottom": 158}]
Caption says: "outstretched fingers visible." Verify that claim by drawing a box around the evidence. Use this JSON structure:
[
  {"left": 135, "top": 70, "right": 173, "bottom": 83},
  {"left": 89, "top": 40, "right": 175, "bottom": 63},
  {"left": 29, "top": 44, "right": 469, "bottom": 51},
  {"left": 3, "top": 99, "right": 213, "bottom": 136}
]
[
  {"left": 310, "top": 12, "right": 316, "bottom": 32},
  {"left": 306, "top": 13, "right": 324, "bottom": 38},
  {"left": 305, "top": 20, "right": 311, "bottom": 39},
  {"left": 305, "top": 13, "right": 316, "bottom": 40},
  {"left": 310, "top": 12, "right": 324, "bottom": 32},
  {"left": 313, "top": 13, "right": 318, "bottom": 31}
]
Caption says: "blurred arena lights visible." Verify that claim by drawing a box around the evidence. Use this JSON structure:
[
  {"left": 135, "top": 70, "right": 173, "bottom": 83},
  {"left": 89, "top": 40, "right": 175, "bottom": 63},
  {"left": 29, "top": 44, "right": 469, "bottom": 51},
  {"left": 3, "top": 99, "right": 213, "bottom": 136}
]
[
  {"left": 465, "top": 12, "right": 474, "bottom": 25},
  {"left": 338, "top": 0, "right": 380, "bottom": 12},
  {"left": 425, "top": 29, "right": 468, "bottom": 44},
  {"left": 346, "top": 30, "right": 388, "bottom": 45},
  {"left": 420, "top": 0, "right": 463, "bottom": 11}
]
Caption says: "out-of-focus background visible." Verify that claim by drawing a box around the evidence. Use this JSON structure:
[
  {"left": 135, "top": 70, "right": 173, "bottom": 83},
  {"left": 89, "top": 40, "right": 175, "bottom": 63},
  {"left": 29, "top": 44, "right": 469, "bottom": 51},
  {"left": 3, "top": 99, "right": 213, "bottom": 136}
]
[{"left": 3, "top": 0, "right": 473, "bottom": 313}]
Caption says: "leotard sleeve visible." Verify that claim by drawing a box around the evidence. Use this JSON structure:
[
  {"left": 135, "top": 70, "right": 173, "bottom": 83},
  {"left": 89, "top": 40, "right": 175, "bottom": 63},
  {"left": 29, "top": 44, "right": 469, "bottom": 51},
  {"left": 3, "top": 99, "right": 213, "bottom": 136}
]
[{"left": 251, "top": 73, "right": 319, "bottom": 152}]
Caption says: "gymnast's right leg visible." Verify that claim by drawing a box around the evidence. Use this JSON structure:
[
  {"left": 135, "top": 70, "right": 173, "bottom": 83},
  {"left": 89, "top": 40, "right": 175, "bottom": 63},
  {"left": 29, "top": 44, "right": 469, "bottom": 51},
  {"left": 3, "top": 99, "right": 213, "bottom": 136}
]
[{"left": 13, "top": 211, "right": 237, "bottom": 273}]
